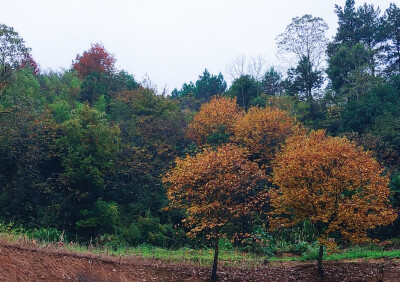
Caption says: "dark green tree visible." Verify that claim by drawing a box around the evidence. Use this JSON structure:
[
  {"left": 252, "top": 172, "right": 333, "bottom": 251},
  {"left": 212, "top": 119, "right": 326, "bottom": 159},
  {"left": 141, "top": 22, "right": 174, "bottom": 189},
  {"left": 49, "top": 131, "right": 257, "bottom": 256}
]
[
  {"left": 326, "top": 43, "right": 370, "bottom": 93},
  {"left": 110, "top": 70, "right": 140, "bottom": 92},
  {"left": 172, "top": 69, "right": 227, "bottom": 110},
  {"left": 381, "top": 3, "right": 400, "bottom": 75},
  {"left": 195, "top": 69, "right": 227, "bottom": 102},
  {"left": 0, "top": 109, "right": 58, "bottom": 226},
  {"left": 38, "top": 70, "right": 81, "bottom": 104},
  {"left": 171, "top": 82, "right": 196, "bottom": 98},
  {"left": 109, "top": 87, "right": 187, "bottom": 219},
  {"left": 261, "top": 67, "right": 283, "bottom": 96},
  {"left": 80, "top": 72, "right": 110, "bottom": 105},
  {"left": 356, "top": 3, "right": 383, "bottom": 76},
  {"left": 285, "top": 56, "right": 323, "bottom": 119},
  {"left": 341, "top": 81, "right": 400, "bottom": 133},
  {"left": 329, "top": 1, "right": 383, "bottom": 77},
  {"left": 330, "top": 0, "right": 360, "bottom": 48},
  {"left": 0, "top": 69, "right": 59, "bottom": 226},
  {"left": 56, "top": 105, "right": 120, "bottom": 236},
  {"left": 228, "top": 74, "right": 259, "bottom": 111}
]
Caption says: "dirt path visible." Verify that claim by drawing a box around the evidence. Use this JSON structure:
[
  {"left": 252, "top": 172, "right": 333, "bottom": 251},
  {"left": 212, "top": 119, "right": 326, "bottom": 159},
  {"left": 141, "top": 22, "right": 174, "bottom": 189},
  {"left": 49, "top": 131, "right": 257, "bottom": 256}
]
[{"left": 0, "top": 243, "right": 400, "bottom": 281}]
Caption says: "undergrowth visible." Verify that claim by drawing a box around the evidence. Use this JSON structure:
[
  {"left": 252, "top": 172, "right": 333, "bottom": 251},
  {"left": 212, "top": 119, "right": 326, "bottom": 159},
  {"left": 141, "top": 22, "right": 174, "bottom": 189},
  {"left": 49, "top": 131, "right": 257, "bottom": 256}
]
[{"left": 0, "top": 222, "right": 399, "bottom": 268}]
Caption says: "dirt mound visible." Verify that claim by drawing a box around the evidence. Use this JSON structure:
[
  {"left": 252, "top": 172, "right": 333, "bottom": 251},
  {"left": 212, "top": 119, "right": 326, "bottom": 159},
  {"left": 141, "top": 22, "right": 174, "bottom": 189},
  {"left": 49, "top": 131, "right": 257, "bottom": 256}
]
[{"left": 0, "top": 243, "right": 399, "bottom": 281}]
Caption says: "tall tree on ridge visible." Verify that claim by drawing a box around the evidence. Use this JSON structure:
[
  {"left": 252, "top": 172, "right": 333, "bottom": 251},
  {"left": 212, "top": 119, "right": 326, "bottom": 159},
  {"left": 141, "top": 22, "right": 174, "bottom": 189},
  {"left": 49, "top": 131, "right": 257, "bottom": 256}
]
[
  {"left": 73, "top": 43, "right": 116, "bottom": 105},
  {"left": 277, "top": 14, "right": 328, "bottom": 119},
  {"left": 0, "top": 24, "right": 30, "bottom": 94},
  {"left": 381, "top": 3, "right": 400, "bottom": 75}
]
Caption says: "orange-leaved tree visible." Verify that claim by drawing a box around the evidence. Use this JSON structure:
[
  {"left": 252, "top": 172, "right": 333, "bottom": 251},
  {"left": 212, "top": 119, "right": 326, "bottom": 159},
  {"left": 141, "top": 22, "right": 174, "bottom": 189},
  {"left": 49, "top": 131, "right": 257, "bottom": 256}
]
[
  {"left": 186, "top": 96, "right": 244, "bottom": 146},
  {"left": 269, "top": 130, "right": 397, "bottom": 278},
  {"left": 232, "top": 106, "right": 305, "bottom": 168},
  {"left": 163, "top": 144, "right": 266, "bottom": 281}
]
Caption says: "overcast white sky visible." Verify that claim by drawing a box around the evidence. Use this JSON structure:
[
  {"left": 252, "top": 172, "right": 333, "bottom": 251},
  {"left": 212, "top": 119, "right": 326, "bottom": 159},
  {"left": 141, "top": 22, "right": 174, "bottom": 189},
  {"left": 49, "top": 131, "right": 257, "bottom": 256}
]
[{"left": 1, "top": 0, "right": 395, "bottom": 92}]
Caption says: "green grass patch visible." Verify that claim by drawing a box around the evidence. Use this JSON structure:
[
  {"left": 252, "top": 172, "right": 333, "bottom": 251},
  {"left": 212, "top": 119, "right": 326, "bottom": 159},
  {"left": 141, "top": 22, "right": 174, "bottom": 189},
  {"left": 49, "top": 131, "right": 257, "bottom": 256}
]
[
  {"left": 325, "top": 249, "right": 400, "bottom": 261},
  {"left": 0, "top": 232, "right": 265, "bottom": 267},
  {"left": 268, "top": 245, "right": 400, "bottom": 262},
  {"left": 1, "top": 231, "right": 399, "bottom": 267},
  {"left": 104, "top": 244, "right": 265, "bottom": 267}
]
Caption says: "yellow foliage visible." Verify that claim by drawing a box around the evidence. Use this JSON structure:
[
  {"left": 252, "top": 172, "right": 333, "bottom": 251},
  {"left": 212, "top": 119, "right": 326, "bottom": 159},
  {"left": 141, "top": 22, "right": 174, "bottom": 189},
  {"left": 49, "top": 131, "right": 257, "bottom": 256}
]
[
  {"left": 269, "top": 130, "right": 397, "bottom": 247},
  {"left": 163, "top": 144, "right": 266, "bottom": 238},
  {"left": 232, "top": 106, "right": 305, "bottom": 166},
  {"left": 186, "top": 96, "right": 244, "bottom": 146}
]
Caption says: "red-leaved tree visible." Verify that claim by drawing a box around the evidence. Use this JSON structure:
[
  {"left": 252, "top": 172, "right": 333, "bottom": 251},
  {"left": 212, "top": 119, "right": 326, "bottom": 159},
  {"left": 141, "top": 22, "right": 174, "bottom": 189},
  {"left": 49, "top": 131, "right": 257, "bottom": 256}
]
[
  {"left": 20, "top": 53, "right": 40, "bottom": 75},
  {"left": 73, "top": 43, "right": 116, "bottom": 78}
]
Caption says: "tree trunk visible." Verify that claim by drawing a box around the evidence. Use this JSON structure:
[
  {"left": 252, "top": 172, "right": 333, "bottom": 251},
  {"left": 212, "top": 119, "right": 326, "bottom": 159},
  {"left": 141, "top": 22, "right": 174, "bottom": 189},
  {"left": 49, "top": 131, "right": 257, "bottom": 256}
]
[
  {"left": 308, "top": 95, "right": 314, "bottom": 120},
  {"left": 211, "top": 235, "right": 219, "bottom": 281},
  {"left": 317, "top": 244, "right": 324, "bottom": 278},
  {"left": 396, "top": 44, "right": 400, "bottom": 73},
  {"left": 241, "top": 84, "right": 246, "bottom": 111}
]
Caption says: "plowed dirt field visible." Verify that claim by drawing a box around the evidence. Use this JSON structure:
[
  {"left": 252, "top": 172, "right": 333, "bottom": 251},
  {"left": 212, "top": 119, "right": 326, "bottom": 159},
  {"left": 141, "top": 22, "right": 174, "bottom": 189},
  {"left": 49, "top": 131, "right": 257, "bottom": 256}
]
[{"left": 0, "top": 243, "right": 399, "bottom": 281}]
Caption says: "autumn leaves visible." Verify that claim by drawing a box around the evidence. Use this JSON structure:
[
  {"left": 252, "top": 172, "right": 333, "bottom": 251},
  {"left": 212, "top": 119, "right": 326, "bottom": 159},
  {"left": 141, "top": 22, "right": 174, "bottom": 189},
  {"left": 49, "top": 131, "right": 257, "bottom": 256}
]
[
  {"left": 164, "top": 97, "right": 308, "bottom": 240},
  {"left": 163, "top": 96, "right": 397, "bottom": 278},
  {"left": 270, "top": 130, "right": 397, "bottom": 245},
  {"left": 186, "top": 96, "right": 244, "bottom": 146},
  {"left": 163, "top": 144, "right": 266, "bottom": 238},
  {"left": 270, "top": 130, "right": 397, "bottom": 276}
]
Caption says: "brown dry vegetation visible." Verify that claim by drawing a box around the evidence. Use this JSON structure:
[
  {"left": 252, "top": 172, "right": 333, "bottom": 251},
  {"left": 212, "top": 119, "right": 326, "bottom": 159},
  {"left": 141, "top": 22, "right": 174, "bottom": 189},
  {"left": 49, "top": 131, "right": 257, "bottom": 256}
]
[{"left": 1, "top": 241, "right": 400, "bottom": 281}]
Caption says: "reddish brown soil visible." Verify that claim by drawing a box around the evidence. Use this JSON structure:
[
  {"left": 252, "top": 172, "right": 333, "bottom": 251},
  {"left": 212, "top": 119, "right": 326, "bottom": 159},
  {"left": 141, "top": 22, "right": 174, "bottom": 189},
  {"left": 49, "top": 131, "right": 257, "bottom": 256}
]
[{"left": 0, "top": 243, "right": 400, "bottom": 281}]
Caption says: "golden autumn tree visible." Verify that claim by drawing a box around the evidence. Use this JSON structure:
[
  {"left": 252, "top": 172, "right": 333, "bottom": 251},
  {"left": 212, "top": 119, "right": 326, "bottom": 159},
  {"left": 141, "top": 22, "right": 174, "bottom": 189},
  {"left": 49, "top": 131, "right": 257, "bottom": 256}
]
[
  {"left": 232, "top": 106, "right": 305, "bottom": 168},
  {"left": 163, "top": 144, "right": 266, "bottom": 281},
  {"left": 186, "top": 96, "right": 244, "bottom": 146},
  {"left": 269, "top": 130, "right": 397, "bottom": 278}
]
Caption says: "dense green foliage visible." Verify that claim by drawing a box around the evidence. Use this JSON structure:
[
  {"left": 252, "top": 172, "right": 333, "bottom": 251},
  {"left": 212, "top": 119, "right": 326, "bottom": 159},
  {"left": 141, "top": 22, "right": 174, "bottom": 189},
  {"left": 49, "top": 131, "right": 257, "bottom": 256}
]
[{"left": 1, "top": 0, "right": 400, "bottom": 256}]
